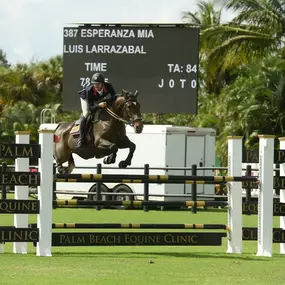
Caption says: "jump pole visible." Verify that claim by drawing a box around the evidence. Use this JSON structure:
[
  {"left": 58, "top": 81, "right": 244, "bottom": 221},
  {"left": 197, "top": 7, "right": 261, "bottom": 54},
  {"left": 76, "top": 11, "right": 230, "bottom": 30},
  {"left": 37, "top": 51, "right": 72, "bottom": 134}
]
[
  {"left": 36, "top": 129, "right": 54, "bottom": 257},
  {"left": 227, "top": 136, "right": 243, "bottom": 254},
  {"left": 257, "top": 135, "right": 274, "bottom": 257},
  {"left": 13, "top": 131, "right": 31, "bottom": 254},
  {"left": 279, "top": 137, "right": 285, "bottom": 254},
  {"left": 0, "top": 131, "right": 31, "bottom": 254}
]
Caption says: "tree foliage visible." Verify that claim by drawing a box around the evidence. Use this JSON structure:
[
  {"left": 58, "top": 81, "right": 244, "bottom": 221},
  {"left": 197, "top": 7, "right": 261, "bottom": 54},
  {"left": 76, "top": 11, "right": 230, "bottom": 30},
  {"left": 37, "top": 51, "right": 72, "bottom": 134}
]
[
  {"left": 1, "top": 0, "right": 285, "bottom": 167},
  {"left": 0, "top": 49, "right": 10, "bottom": 68}
]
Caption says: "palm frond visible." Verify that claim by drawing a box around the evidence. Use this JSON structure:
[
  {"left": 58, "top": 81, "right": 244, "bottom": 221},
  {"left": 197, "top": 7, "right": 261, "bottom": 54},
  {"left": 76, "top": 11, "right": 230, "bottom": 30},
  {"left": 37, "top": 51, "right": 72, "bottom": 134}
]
[{"left": 205, "top": 34, "right": 276, "bottom": 74}]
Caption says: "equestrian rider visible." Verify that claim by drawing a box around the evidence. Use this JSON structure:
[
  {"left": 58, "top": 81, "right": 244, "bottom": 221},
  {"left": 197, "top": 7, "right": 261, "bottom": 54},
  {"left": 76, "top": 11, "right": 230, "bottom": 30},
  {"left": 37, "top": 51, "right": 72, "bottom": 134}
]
[{"left": 77, "top": 72, "right": 117, "bottom": 148}]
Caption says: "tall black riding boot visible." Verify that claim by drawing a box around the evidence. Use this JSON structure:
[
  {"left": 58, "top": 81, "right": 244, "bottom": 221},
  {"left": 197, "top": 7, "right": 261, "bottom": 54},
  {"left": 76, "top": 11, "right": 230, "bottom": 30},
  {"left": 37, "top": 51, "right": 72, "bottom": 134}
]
[{"left": 77, "top": 117, "right": 86, "bottom": 148}]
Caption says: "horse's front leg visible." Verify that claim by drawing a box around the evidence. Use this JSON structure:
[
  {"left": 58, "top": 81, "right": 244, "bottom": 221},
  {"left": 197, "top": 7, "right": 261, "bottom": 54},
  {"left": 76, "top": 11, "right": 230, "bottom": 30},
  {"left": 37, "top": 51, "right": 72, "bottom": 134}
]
[
  {"left": 117, "top": 136, "right": 136, "bottom": 168},
  {"left": 97, "top": 138, "right": 118, "bottom": 164}
]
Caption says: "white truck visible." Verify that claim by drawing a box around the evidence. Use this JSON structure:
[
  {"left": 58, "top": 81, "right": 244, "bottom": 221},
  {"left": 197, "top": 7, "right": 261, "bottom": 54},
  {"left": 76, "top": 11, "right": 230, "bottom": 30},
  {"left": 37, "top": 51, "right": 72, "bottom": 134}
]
[{"left": 39, "top": 123, "right": 217, "bottom": 201}]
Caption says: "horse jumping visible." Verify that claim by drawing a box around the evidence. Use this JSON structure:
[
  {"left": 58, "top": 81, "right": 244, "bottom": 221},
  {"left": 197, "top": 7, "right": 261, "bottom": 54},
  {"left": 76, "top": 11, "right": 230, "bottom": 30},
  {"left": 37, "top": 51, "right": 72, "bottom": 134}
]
[{"left": 53, "top": 89, "right": 144, "bottom": 174}]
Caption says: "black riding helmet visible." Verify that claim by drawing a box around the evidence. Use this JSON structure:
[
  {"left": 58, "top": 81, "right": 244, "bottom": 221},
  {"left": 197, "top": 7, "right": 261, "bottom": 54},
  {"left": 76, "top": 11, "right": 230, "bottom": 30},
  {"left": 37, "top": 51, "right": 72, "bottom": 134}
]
[{"left": 91, "top": 73, "right": 105, "bottom": 84}]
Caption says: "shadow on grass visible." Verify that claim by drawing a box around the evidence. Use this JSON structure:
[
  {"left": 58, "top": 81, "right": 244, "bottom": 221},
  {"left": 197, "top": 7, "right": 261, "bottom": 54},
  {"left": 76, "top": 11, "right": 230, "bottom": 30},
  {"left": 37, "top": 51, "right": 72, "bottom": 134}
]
[{"left": 52, "top": 250, "right": 270, "bottom": 261}]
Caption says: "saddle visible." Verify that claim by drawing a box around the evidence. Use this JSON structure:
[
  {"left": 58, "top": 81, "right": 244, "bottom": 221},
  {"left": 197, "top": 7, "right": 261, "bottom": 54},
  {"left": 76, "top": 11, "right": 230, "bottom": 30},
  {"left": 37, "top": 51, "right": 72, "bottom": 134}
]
[
  {"left": 70, "top": 110, "right": 101, "bottom": 144},
  {"left": 70, "top": 115, "right": 92, "bottom": 136},
  {"left": 70, "top": 118, "right": 82, "bottom": 136}
]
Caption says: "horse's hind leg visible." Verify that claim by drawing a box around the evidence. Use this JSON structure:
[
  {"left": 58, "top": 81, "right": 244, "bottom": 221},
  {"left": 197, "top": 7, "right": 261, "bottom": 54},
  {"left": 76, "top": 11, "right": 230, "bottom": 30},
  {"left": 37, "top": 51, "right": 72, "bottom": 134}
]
[
  {"left": 54, "top": 146, "right": 66, "bottom": 174},
  {"left": 67, "top": 154, "right": 75, "bottom": 174},
  {"left": 54, "top": 136, "right": 74, "bottom": 174},
  {"left": 55, "top": 162, "right": 65, "bottom": 174},
  {"left": 54, "top": 151, "right": 74, "bottom": 174}
]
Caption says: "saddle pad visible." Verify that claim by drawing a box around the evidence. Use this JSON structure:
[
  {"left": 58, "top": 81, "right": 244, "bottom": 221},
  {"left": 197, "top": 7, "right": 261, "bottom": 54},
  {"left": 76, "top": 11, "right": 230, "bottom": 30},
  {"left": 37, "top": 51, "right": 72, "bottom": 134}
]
[{"left": 70, "top": 125, "right": 80, "bottom": 135}]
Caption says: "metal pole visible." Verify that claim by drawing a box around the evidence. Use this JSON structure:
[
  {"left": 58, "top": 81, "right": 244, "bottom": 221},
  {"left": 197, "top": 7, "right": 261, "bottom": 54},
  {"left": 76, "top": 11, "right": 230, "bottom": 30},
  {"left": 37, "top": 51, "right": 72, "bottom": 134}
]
[
  {"left": 1, "top": 162, "right": 7, "bottom": 200},
  {"left": 275, "top": 165, "right": 280, "bottom": 196},
  {"left": 96, "top": 163, "right": 102, "bottom": 211},
  {"left": 143, "top": 164, "right": 149, "bottom": 212},
  {"left": 191, "top": 164, "right": 197, "bottom": 214},
  {"left": 52, "top": 163, "right": 57, "bottom": 209},
  {"left": 245, "top": 165, "right": 252, "bottom": 215}
]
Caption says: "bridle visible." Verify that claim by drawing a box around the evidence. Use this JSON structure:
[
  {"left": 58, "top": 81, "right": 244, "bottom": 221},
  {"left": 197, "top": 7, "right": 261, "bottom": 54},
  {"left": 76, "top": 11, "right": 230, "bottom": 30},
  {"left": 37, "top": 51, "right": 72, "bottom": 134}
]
[{"left": 105, "top": 98, "right": 142, "bottom": 127}]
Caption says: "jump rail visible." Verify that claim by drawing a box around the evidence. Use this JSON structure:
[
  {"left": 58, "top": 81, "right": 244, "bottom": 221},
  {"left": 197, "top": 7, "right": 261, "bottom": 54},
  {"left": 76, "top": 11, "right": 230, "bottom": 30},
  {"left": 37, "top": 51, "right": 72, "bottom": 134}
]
[
  {"left": 0, "top": 131, "right": 282, "bottom": 257},
  {"left": 29, "top": 223, "right": 230, "bottom": 230}
]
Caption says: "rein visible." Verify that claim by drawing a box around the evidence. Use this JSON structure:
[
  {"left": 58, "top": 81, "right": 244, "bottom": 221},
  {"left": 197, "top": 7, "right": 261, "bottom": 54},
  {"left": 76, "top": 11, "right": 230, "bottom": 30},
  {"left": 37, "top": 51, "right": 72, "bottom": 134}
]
[
  {"left": 104, "top": 98, "right": 141, "bottom": 126},
  {"left": 105, "top": 107, "right": 132, "bottom": 125}
]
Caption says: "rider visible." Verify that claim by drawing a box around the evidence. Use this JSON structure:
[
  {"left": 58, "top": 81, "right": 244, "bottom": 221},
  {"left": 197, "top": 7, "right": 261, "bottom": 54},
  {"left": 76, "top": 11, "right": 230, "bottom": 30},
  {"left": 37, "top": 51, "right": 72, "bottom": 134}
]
[{"left": 77, "top": 72, "right": 117, "bottom": 148}]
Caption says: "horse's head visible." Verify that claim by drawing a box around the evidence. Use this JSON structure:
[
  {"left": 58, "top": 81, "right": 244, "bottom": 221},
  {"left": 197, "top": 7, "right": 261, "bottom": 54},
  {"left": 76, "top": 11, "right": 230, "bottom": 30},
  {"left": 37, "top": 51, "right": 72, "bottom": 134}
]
[{"left": 112, "top": 89, "right": 143, "bottom": 133}]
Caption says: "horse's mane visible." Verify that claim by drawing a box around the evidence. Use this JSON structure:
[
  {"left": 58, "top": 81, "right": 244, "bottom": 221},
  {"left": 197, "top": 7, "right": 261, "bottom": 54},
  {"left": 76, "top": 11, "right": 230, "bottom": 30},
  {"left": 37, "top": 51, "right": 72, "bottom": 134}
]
[
  {"left": 115, "top": 90, "right": 137, "bottom": 100},
  {"left": 109, "top": 91, "right": 137, "bottom": 113}
]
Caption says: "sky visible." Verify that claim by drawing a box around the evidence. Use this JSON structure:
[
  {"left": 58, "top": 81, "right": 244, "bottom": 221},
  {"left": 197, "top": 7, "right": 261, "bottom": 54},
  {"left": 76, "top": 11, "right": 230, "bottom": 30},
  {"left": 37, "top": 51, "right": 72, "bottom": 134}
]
[{"left": 0, "top": 0, "right": 234, "bottom": 64}]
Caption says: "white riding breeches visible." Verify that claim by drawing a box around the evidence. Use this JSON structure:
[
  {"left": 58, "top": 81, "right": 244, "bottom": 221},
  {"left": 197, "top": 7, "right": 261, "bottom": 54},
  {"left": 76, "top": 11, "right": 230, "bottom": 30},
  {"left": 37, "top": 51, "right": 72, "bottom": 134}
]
[{"left": 80, "top": 98, "right": 89, "bottom": 118}]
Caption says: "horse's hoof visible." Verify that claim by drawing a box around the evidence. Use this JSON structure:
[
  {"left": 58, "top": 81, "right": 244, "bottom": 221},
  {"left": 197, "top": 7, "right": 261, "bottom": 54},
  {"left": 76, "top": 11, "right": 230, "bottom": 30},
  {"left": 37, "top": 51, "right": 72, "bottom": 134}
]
[
  {"left": 63, "top": 167, "right": 69, "bottom": 174},
  {"left": 57, "top": 166, "right": 65, "bottom": 174},
  {"left": 103, "top": 157, "right": 111, "bottom": 164},
  {"left": 119, "top": 161, "right": 129, "bottom": 168}
]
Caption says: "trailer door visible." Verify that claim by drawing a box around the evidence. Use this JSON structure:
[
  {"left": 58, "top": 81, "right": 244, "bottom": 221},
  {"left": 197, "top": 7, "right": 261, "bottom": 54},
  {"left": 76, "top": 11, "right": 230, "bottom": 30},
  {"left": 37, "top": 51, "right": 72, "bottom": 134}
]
[{"left": 185, "top": 136, "right": 205, "bottom": 195}]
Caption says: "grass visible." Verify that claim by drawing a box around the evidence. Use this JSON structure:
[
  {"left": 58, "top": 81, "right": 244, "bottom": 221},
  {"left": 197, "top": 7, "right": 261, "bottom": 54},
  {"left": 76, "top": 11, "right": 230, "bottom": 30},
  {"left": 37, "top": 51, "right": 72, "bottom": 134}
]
[{"left": 0, "top": 206, "right": 285, "bottom": 284}]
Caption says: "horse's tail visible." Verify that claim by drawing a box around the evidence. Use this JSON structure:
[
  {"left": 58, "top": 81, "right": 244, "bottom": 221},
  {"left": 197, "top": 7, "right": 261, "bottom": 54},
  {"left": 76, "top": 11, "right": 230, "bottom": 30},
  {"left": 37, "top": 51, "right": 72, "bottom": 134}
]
[
  {"left": 53, "top": 122, "right": 75, "bottom": 149},
  {"left": 53, "top": 121, "right": 76, "bottom": 166}
]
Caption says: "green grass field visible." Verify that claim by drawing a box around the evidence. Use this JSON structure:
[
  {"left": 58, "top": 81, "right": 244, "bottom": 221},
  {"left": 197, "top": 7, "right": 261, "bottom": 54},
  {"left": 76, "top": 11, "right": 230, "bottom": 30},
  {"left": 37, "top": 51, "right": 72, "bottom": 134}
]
[{"left": 1, "top": 206, "right": 285, "bottom": 285}]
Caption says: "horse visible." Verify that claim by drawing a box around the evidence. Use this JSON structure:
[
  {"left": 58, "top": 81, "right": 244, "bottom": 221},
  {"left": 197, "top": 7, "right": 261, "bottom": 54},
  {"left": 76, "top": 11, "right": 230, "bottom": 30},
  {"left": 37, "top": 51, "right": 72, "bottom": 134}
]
[{"left": 53, "top": 89, "right": 144, "bottom": 174}]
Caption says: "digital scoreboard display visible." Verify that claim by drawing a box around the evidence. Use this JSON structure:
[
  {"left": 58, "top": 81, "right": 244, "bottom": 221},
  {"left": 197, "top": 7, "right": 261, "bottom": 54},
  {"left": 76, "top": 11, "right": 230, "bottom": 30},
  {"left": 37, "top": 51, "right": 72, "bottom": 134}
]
[{"left": 62, "top": 24, "right": 200, "bottom": 114}]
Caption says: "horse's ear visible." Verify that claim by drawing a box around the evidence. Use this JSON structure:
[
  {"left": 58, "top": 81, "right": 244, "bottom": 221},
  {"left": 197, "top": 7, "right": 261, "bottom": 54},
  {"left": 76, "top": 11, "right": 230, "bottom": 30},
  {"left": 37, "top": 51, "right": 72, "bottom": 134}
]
[
  {"left": 122, "top": 89, "right": 128, "bottom": 98},
  {"left": 134, "top": 90, "right": 139, "bottom": 98}
]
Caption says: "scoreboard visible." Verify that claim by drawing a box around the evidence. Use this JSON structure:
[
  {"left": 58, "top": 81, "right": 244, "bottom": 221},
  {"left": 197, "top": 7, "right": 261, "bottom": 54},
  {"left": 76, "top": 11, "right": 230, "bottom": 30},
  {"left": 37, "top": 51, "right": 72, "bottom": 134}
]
[{"left": 62, "top": 24, "right": 200, "bottom": 114}]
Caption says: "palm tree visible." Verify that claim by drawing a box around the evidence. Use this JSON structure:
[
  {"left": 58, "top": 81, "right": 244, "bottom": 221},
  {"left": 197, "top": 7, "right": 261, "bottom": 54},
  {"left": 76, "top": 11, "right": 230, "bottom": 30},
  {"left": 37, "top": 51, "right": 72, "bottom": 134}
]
[
  {"left": 182, "top": 0, "right": 223, "bottom": 29},
  {"left": 202, "top": 0, "right": 285, "bottom": 78},
  {"left": 192, "top": 52, "right": 285, "bottom": 164},
  {"left": 32, "top": 55, "right": 63, "bottom": 105},
  {"left": 182, "top": 0, "right": 237, "bottom": 95},
  {"left": 0, "top": 63, "right": 39, "bottom": 106},
  {"left": 0, "top": 102, "right": 39, "bottom": 143},
  {"left": 0, "top": 55, "right": 64, "bottom": 113}
]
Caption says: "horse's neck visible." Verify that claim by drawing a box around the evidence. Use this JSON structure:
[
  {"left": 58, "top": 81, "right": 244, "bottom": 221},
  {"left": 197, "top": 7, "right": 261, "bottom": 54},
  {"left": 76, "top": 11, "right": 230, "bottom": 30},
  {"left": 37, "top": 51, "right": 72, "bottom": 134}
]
[
  {"left": 97, "top": 107, "right": 124, "bottom": 126},
  {"left": 108, "top": 100, "right": 125, "bottom": 121}
]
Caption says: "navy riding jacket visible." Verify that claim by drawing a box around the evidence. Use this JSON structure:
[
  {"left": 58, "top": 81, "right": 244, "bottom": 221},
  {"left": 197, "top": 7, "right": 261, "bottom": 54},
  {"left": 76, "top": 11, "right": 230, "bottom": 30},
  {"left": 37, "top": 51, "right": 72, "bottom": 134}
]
[{"left": 78, "top": 82, "right": 116, "bottom": 113}]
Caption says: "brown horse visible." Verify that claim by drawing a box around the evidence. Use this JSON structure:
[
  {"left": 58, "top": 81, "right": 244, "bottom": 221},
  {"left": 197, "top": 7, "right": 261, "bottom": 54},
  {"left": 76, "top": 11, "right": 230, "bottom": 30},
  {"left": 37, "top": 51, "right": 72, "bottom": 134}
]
[{"left": 53, "top": 89, "right": 144, "bottom": 174}]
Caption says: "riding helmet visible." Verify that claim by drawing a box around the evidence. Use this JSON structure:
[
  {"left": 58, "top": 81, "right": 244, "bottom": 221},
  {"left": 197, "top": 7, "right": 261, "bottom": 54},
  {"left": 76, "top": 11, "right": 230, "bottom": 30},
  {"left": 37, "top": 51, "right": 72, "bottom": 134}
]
[{"left": 91, "top": 73, "right": 105, "bottom": 84}]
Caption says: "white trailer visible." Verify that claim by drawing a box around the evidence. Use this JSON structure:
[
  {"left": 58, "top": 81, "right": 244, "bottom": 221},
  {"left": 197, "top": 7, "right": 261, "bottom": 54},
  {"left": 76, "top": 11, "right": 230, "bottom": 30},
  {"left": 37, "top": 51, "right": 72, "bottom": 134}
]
[{"left": 39, "top": 123, "right": 216, "bottom": 201}]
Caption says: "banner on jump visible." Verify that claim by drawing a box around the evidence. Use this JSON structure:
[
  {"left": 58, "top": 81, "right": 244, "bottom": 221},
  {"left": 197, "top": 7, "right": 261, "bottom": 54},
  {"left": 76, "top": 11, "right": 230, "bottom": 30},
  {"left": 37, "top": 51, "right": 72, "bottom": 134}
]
[{"left": 52, "top": 232, "right": 226, "bottom": 246}]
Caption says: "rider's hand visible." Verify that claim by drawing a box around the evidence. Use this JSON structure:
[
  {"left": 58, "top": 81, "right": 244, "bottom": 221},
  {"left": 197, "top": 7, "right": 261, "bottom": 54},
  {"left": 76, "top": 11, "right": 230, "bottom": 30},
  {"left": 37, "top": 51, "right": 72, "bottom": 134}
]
[{"left": 99, "top": 102, "right": 107, "bottom": 108}]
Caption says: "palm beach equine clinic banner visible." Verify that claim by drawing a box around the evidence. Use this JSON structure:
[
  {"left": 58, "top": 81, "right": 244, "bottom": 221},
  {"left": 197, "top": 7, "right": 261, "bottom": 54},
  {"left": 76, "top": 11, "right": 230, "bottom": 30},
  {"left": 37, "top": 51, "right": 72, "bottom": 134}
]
[{"left": 62, "top": 24, "right": 200, "bottom": 114}]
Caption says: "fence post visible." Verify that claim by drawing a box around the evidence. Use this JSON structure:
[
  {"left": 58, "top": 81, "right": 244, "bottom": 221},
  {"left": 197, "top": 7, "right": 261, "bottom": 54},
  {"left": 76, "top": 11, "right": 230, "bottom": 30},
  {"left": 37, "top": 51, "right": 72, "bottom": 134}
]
[
  {"left": 245, "top": 165, "right": 252, "bottom": 216},
  {"left": 52, "top": 163, "right": 57, "bottom": 209},
  {"left": 13, "top": 131, "right": 31, "bottom": 254},
  {"left": 0, "top": 162, "right": 6, "bottom": 253},
  {"left": 227, "top": 136, "right": 243, "bottom": 254},
  {"left": 36, "top": 129, "right": 54, "bottom": 257},
  {"left": 96, "top": 163, "right": 102, "bottom": 211},
  {"left": 1, "top": 162, "right": 7, "bottom": 200},
  {"left": 279, "top": 137, "right": 285, "bottom": 254},
  {"left": 143, "top": 164, "right": 149, "bottom": 212},
  {"left": 191, "top": 164, "right": 197, "bottom": 214},
  {"left": 256, "top": 135, "right": 275, "bottom": 257}
]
